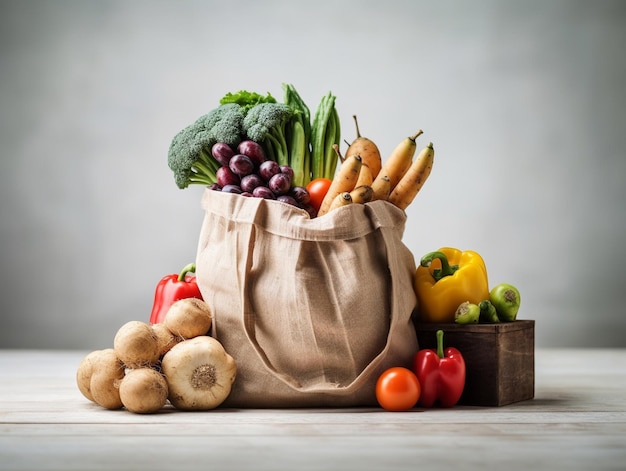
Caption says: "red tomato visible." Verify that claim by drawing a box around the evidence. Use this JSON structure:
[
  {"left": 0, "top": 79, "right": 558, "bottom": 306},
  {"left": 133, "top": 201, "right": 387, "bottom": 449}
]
[
  {"left": 306, "top": 178, "right": 332, "bottom": 212},
  {"left": 375, "top": 367, "right": 421, "bottom": 412}
]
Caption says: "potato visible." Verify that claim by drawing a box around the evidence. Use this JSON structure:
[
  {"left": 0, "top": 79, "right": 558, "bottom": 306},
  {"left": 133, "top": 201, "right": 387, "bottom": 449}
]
[
  {"left": 76, "top": 349, "right": 104, "bottom": 402},
  {"left": 164, "top": 298, "right": 212, "bottom": 339},
  {"left": 119, "top": 368, "right": 168, "bottom": 414},
  {"left": 89, "top": 349, "right": 125, "bottom": 410},
  {"left": 113, "top": 321, "right": 160, "bottom": 368}
]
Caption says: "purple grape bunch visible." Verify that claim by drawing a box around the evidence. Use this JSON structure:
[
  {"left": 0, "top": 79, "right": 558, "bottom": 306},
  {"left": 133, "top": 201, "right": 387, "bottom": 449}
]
[{"left": 209, "top": 140, "right": 316, "bottom": 217}]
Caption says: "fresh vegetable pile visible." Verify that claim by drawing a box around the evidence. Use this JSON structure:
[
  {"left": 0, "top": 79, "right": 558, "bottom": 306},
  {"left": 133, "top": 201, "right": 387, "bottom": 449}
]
[
  {"left": 167, "top": 83, "right": 434, "bottom": 217},
  {"left": 414, "top": 247, "right": 522, "bottom": 325},
  {"left": 77, "top": 298, "right": 236, "bottom": 414},
  {"left": 372, "top": 247, "right": 524, "bottom": 411},
  {"left": 166, "top": 85, "right": 339, "bottom": 216}
]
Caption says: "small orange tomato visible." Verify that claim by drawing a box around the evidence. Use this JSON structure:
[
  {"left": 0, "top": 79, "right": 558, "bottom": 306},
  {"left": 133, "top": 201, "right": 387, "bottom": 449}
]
[
  {"left": 306, "top": 178, "right": 332, "bottom": 213},
  {"left": 375, "top": 367, "right": 421, "bottom": 412}
]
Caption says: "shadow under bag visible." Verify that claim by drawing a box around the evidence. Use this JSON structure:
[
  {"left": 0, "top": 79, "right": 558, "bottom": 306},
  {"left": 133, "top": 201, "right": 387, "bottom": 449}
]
[{"left": 195, "top": 189, "right": 419, "bottom": 407}]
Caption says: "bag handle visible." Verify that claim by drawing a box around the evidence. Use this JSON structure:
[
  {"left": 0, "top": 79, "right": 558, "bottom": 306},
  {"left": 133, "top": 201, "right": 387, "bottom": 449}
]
[{"left": 240, "top": 203, "right": 409, "bottom": 395}]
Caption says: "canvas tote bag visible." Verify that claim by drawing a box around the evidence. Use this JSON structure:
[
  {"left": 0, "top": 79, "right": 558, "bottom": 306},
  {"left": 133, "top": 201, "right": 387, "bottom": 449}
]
[{"left": 195, "top": 189, "right": 418, "bottom": 407}]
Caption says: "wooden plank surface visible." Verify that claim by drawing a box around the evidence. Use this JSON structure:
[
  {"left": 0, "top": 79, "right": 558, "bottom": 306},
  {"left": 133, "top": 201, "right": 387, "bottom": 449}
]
[{"left": 1, "top": 349, "right": 625, "bottom": 471}]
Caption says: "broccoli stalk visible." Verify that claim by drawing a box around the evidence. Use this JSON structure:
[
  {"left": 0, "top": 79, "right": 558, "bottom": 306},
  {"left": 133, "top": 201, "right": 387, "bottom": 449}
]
[
  {"left": 167, "top": 104, "right": 245, "bottom": 189},
  {"left": 243, "top": 103, "right": 294, "bottom": 166},
  {"left": 186, "top": 148, "right": 220, "bottom": 187}
]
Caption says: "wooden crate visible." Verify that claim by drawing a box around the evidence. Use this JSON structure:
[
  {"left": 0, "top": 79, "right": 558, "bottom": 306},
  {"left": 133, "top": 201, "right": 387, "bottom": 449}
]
[{"left": 414, "top": 320, "right": 535, "bottom": 406}]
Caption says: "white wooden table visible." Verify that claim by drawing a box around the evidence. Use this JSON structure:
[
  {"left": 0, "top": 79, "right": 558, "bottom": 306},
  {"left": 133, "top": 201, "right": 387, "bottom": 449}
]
[{"left": 1, "top": 349, "right": 625, "bottom": 471}]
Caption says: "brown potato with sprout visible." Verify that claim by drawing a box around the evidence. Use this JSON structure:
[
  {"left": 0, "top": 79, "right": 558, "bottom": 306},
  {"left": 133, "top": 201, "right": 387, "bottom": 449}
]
[{"left": 113, "top": 321, "right": 160, "bottom": 368}]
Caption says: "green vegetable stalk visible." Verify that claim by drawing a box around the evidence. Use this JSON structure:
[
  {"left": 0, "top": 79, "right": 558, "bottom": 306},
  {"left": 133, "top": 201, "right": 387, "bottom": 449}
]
[
  {"left": 283, "top": 84, "right": 312, "bottom": 187},
  {"left": 324, "top": 106, "right": 341, "bottom": 179},
  {"left": 310, "top": 91, "right": 340, "bottom": 181}
]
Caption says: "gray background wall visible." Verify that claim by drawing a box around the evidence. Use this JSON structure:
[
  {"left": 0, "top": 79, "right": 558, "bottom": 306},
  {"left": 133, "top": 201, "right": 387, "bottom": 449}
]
[{"left": 1, "top": 0, "right": 624, "bottom": 350}]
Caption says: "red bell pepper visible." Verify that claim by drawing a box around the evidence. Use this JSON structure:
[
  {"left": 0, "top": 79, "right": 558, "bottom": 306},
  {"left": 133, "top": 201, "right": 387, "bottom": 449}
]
[
  {"left": 413, "top": 330, "right": 465, "bottom": 407},
  {"left": 149, "top": 263, "right": 203, "bottom": 325}
]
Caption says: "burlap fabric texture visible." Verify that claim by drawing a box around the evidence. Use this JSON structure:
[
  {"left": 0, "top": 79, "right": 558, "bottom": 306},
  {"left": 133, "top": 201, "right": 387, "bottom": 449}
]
[{"left": 195, "top": 189, "right": 418, "bottom": 407}]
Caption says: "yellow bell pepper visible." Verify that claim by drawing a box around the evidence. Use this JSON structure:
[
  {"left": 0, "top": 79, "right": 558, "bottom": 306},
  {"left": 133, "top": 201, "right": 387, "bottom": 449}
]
[{"left": 414, "top": 247, "right": 490, "bottom": 323}]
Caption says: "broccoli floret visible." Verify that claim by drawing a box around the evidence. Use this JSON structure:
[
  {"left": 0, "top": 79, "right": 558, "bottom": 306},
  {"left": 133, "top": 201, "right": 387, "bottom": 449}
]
[
  {"left": 202, "top": 103, "right": 245, "bottom": 147},
  {"left": 242, "top": 102, "right": 294, "bottom": 166},
  {"left": 167, "top": 104, "right": 245, "bottom": 189}
]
